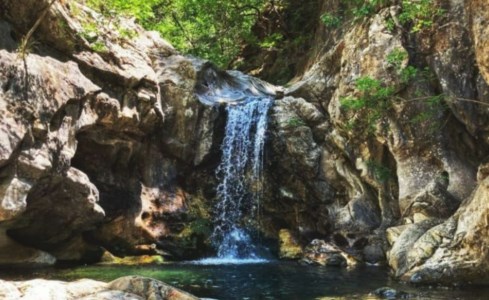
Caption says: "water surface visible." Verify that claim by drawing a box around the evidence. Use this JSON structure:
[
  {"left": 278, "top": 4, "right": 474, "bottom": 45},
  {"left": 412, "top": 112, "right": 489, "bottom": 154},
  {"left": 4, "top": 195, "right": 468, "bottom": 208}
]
[{"left": 2, "top": 262, "right": 488, "bottom": 300}]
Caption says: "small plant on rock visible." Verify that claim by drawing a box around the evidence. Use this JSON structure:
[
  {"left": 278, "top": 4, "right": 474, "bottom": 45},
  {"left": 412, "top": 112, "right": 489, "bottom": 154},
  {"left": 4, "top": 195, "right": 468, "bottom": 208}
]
[
  {"left": 340, "top": 76, "right": 395, "bottom": 134},
  {"left": 286, "top": 117, "right": 306, "bottom": 127},
  {"left": 321, "top": 12, "right": 342, "bottom": 28},
  {"left": 90, "top": 40, "right": 108, "bottom": 53},
  {"left": 366, "top": 160, "right": 392, "bottom": 182}
]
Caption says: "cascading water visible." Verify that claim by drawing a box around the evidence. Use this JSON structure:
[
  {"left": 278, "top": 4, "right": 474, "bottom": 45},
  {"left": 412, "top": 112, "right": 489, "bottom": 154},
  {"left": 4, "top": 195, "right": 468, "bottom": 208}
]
[
  {"left": 194, "top": 67, "right": 280, "bottom": 264},
  {"left": 198, "top": 97, "right": 272, "bottom": 264}
]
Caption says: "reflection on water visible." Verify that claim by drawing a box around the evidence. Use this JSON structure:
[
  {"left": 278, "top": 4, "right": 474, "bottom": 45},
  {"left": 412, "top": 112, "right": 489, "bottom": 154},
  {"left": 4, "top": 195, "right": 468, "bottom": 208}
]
[
  {"left": 189, "top": 257, "right": 269, "bottom": 265},
  {"left": 1, "top": 262, "right": 489, "bottom": 300}
]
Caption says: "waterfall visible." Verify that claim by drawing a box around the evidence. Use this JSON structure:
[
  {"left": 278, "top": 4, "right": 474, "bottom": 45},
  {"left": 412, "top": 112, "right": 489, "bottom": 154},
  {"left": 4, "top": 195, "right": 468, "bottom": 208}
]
[{"left": 200, "top": 97, "right": 272, "bottom": 264}]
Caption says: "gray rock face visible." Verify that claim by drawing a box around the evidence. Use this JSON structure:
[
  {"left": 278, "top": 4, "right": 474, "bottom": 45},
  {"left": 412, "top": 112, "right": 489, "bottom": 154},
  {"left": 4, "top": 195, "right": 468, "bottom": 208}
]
[
  {"left": 0, "top": 0, "right": 231, "bottom": 263},
  {"left": 397, "top": 174, "right": 489, "bottom": 284},
  {"left": 253, "top": 0, "right": 489, "bottom": 285}
]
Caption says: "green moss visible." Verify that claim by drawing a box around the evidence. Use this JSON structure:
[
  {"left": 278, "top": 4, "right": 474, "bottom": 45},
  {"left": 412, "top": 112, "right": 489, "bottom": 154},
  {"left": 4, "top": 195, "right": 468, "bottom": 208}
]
[
  {"left": 286, "top": 117, "right": 306, "bottom": 127},
  {"left": 118, "top": 27, "right": 138, "bottom": 41},
  {"left": 90, "top": 40, "right": 109, "bottom": 53},
  {"left": 100, "top": 252, "right": 165, "bottom": 265},
  {"left": 56, "top": 265, "right": 198, "bottom": 282},
  {"left": 386, "top": 48, "right": 408, "bottom": 69},
  {"left": 80, "top": 21, "right": 100, "bottom": 43}
]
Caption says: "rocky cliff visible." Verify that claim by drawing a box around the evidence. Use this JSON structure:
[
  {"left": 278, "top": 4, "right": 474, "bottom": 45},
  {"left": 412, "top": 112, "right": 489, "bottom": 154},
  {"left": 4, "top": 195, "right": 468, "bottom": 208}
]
[
  {"left": 257, "top": 0, "right": 489, "bottom": 284},
  {"left": 1, "top": 0, "right": 489, "bottom": 286},
  {"left": 0, "top": 0, "right": 229, "bottom": 263}
]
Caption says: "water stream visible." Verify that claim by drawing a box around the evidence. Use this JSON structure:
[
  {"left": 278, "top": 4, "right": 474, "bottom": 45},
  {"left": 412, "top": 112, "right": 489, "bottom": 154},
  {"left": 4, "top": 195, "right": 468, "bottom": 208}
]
[{"left": 200, "top": 97, "right": 272, "bottom": 264}]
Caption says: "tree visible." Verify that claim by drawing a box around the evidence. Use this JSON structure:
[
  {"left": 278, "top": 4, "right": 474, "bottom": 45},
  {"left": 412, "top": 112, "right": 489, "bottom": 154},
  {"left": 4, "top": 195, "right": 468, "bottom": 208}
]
[{"left": 84, "top": 0, "right": 266, "bottom": 68}]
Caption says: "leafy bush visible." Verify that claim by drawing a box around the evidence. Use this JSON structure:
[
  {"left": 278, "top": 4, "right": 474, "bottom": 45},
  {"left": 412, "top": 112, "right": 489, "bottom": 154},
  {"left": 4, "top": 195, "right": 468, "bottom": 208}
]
[
  {"left": 259, "top": 33, "right": 284, "bottom": 49},
  {"left": 399, "top": 0, "right": 445, "bottom": 32},
  {"left": 322, "top": 0, "right": 442, "bottom": 33},
  {"left": 386, "top": 48, "right": 408, "bottom": 69},
  {"left": 340, "top": 76, "right": 395, "bottom": 133},
  {"left": 321, "top": 12, "right": 342, "bottom": 28}
]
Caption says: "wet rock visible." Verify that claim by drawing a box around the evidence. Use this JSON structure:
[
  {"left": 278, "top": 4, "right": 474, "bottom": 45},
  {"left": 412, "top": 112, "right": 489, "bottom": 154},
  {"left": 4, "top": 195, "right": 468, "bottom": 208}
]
[
  {"left": 372, "top": 287, "right": 411, "bottom": 299},
  {"left": 100, "top": 251, "right": 164, "bottom": 265},
  {"left": 278, "top": 229, "right": 303, "bottom": 259},
  {"left": 301, "top": 239, "right": 347, "bottom": 267},
  {"left": 363, "top": 237, "right": 386, "bottom": 265}
]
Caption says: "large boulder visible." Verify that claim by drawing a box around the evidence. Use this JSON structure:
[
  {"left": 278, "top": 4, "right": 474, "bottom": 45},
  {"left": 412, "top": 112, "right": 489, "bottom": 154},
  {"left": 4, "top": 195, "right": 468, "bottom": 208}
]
[
  {"left": 0, "top": 276, "right": 198, "bottom": 300},
  {"left": 390, "top": 171, "right": 489, "bottom": 284}
]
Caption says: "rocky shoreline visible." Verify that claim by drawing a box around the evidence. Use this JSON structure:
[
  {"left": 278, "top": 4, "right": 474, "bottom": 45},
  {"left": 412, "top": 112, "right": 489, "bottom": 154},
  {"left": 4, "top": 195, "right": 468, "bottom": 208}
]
[{"left": 0, "top": 275, "right": 199, "bottom": 300}]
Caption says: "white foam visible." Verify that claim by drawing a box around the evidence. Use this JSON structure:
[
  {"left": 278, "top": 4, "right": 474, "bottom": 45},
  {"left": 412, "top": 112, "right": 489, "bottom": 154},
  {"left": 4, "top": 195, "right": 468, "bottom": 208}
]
[{"left": 188, "top": 257, "right": 269, "bottom": 265}]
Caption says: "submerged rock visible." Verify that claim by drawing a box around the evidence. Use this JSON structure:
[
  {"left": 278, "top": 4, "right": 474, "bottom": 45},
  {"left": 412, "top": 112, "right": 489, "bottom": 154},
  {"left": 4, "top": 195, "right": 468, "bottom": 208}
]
[
  {"left": 301, "top": 239, "right": 348, "bottom": 267},
  {"left": 371, "top": 287, "right": 411, "bottom": 299},
  {"left": 99, "top": 252, "right": 165, "bottom": 265}
]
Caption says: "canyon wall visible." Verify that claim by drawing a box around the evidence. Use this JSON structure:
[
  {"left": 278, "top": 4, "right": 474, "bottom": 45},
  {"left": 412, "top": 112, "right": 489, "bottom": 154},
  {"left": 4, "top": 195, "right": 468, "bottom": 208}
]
[{"left": 0, "top": 0, "right": 489, "bottom": 285}]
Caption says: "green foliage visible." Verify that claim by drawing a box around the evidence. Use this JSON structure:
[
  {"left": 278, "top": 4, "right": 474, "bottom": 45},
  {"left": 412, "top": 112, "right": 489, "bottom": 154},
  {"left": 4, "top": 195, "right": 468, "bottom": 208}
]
[
  {"left": 344, "top": 77, "right": 395, "bottom": 109},
  {"left": 399, "top": 0, "right": 445, "bottom": 32},
  {"left": 323, "top": 0, "right": 442, "bottom": 33},
  {"left": 83, "top": 0, "right": 266, "bottom": 68},
  {"left": 85, "top": 0, "right": 157, "bottom": 21},
  {"left": 400, "top": 66, "right": 418, "bottom": 83},
  {"left": 188, "top": 218, "right": 212, "bottom": 237},
  {"left": 259, "top": 33, "right": 284, "bottom": 49},
  {"left": 385, "top": 17, "right": 396, "bottom": 32},
  {"left": 321, "top": 12, "right": 342, "bottom": 28},
  {"left": 386, "top": 48, "right": 408, "bottom": 69},
  {"left": 340, "top": 66, "right": 446, "bottom": 136},
  {"left": 366, "top": 160, "right": 392, "bottom": 182},
  {"left": 90, "top": 40, "right": 108, "bottom": 53},
  {"left": 151, "top": 0, "right": 265, "bottom": 67},
  {"left": 80, "top": 21, "right": 99, "bottom": 43},
  {"left": 387, "top": 48, "right": 419, "bottom": 83},
  {"left": 17, "top": 36, "right": 38, "bottom": 59},
  {"left": 286, "top": 117, "right": 306, "bottom": 127},
  {"left": 118, "top": 28, "right": 138, "bottom": 41},
  {"left": 340, "top": 76, "right": 395, "bottom": 133},
  {"left": 344, "top": 0, "right": 389, "bottom": 18}
]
